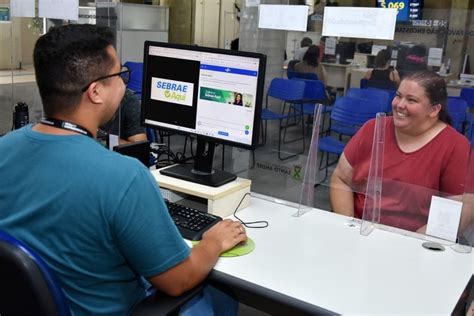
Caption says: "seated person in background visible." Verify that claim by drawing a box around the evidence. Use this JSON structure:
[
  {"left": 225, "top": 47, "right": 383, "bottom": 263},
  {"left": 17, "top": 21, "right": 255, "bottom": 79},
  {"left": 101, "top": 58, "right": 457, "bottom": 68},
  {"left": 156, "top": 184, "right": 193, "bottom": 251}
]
[
  {"left": 399, "top": 44, "right": 428, "bottom": 78},
  {"left": 294, "top": 37, "right": 313, "bottom": 61},
  {"left": 101, "top": 89, "right": 147, "bottom": 144},
  {"left": 233, "top": 92, "right": 243, "bottom": 105},
  {"left": 295, "top": 45, "right": 327, "bottom": 85},
  {"left": 0, "top": 24, "right": 247, "bottom": 315},
  {"left": 330, "top": 70, "right": 470, "bottom": 233},
  {"left": 364, "top": 49, "right": 400, "bottom": 88}
]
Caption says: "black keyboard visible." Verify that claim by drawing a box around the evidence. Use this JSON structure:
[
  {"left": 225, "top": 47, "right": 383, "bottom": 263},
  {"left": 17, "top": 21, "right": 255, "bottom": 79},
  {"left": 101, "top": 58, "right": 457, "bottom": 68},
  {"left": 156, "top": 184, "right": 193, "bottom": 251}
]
[{"left": 165, "top": 200, "right": 222, "bottom": 241}]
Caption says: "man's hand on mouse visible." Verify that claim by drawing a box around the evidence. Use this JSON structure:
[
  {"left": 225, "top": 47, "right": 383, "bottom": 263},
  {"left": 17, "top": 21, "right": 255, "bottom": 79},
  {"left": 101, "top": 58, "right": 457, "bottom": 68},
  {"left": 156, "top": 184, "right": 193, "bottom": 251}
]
[{"left": 202, "top": 219, "right": 247, "bottom": 253}]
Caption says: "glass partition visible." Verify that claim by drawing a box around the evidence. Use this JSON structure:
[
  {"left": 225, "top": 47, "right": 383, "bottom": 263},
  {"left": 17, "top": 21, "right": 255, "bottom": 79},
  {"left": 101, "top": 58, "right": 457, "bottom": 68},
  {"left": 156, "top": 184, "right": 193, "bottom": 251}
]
[
  {"left": 2, "top": 0, "right": 473, "bottom": 221},
  {"left": 0, "top": 1, "right": 42, "bottom": 137},
  {"left": 360, "top": 114, "right": 473, "bottom": 252}
]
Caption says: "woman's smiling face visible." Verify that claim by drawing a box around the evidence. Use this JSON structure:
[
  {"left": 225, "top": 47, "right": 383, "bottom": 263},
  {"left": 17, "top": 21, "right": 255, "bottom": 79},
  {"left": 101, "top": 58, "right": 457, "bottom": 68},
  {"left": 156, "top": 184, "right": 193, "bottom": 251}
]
[{"left": 391, "top": 79, "right": 441, "bottom": 134}]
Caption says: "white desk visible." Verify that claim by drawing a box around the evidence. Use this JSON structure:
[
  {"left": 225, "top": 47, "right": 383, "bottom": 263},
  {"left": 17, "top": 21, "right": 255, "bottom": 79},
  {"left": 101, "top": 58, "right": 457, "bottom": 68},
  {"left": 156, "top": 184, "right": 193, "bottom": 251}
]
[
  {"left": 447, "top": 81, "right": 474, "bottom": 97},
  {"left": 209, "top": 196, "right": 473, "bottom": 315},
  {"left": 321, "top": 62, "right": 353, "bottom": 94}
]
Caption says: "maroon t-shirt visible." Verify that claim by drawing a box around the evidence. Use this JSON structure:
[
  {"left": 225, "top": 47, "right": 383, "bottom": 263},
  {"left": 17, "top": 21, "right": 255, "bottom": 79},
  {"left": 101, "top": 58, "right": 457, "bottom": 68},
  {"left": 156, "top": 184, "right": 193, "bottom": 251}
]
[{"left": 344, "top": 117, "right": 470, "bottom": 232}]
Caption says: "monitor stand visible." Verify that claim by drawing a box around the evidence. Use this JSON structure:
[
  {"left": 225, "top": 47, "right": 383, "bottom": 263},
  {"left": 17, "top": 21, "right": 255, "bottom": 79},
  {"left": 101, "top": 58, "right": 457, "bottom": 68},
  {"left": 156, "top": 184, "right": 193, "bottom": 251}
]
[{"left": 160, "top": 140, "right": 237, "bottom": 187}]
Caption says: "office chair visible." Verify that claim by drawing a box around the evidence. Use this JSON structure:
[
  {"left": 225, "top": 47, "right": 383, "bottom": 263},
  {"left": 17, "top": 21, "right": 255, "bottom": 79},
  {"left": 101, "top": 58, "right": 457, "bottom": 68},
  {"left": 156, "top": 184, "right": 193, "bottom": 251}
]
[
  {"left": 286, "top": 60, "right": 299, "bottom": 78},
  {"left": 291, "top": 78, "right": 332, "bottom": 134},
  {"left": 0, "top": 230, "right": 71, "bottom": 316},
  {"left": 460, "top": 87, "right": 474, "bottom": 110},
  {"left": 361, "top": 78, "right": 397, "bottom": 90},
  {"left": 460, "top": 88, "right": 474, "bottom": 138},
  {"left": 132, "top": 285, "right": 204, "bottom": 316},
  {"left": 317, "top": 96, "right": 382, "bottom": 183},
  {"left": 0, "top": 230, "right": 203, "bottom": 316},
  {"left": 260, "top": 78, "right": 306, "bottom": 160},
  {"left": 346, "top": 88, "right": 391, "bottom": 113},
  {"left": 329, "top": 88, "right": 389, "bottom": 139},
  {"left": 447, "top": 96, "right": 468, "bottom": 134},
  {"left": 124, "top": 61, "right": 144, "bottom": 97},
  {"left": 291, "top": 72, "right": 319, "bottom": 80}
]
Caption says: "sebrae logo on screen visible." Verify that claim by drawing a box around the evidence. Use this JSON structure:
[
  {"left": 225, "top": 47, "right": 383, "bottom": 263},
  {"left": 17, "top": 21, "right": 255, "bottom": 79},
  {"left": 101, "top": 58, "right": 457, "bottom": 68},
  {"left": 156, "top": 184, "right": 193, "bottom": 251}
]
[{"left": 151, "top": 78, "right": 194, "bottom": 107}]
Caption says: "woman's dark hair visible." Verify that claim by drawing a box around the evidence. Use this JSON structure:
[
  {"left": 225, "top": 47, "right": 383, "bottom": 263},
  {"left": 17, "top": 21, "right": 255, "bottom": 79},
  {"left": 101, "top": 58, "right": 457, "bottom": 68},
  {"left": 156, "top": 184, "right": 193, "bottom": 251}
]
[
  {"left": 403, "top": 70, "right": 452, "bottom": 125},
  {"left": 34, "top": 24, "right": 115, "bottom": 116},
  {"left": 374, "top": 49, "right": 391, "bottom": 68},
  {"left": 303, "top": 45, "right": 320, "bottom": 67}
]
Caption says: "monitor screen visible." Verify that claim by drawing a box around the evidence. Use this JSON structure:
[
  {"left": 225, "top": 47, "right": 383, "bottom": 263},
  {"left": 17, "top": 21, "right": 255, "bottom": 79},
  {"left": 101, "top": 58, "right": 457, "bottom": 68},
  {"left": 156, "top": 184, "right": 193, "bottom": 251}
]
[
  {"left": 336, "top": 42, "right": 355, "bottom": 64},
  {"left": 141, "top": 41, "right": 266, "bottom": 187}
]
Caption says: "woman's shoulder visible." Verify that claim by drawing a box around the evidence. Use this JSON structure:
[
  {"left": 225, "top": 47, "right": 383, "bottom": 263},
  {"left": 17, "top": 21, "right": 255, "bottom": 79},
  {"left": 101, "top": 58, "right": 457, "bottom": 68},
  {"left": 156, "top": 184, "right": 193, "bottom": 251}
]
[{"left": 439, "top": 124, "right": 470, "bottom": 147}]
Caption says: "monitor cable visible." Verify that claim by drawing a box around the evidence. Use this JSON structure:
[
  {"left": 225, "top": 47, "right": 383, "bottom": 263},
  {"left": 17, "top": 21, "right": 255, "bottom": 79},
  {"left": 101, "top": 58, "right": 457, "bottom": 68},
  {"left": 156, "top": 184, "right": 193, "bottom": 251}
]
[{"left": 233, "top": 192, "right": 268, "bottom": 229}]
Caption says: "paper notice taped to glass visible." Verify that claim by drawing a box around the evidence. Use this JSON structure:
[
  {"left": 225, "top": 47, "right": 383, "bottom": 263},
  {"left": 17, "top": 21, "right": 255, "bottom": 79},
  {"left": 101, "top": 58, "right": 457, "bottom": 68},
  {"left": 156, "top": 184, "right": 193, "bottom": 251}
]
[
  {"left": 322, "top": 7, "right": 397, "bottom": 40},
  {"left": 258, "top": 5, "right": 308, "bottom": 32},
  {"left": 10, "top": 0, "right": 35, "bottom": 18},
  {"left": 39, "top": 0, "right": 79, "bottom": 21}
]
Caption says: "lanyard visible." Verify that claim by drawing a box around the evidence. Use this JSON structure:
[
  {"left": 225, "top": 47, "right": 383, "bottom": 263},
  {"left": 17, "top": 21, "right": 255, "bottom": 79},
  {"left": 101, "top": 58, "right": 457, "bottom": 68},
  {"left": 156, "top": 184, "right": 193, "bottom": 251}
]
[{"left": 40, "top": 117, "right": 94, "bottom": 138}]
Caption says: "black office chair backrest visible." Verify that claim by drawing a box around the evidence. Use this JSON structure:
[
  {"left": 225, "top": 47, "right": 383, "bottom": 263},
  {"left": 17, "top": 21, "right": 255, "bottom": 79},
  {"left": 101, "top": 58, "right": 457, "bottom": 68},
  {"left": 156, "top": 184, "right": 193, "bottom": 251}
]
[{"left": 0, "top": 231, "right": 71, "bottom": 316}]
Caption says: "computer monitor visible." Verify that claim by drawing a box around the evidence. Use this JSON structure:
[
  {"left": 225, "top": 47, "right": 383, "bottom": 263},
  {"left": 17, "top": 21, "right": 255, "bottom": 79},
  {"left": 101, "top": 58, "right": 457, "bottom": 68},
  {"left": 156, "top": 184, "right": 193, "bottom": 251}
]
[
  {"left": 113, "top": 140, "right": 151, "bottom": 167},
  {"left": 141, "top": 41, "right": 266, "bottom": 187},
  {"left": 335, "top": 42, "right": 355, "bottom": 64},
  {"left": 462, "top": 53, "right": 471, "bottom": 75}
]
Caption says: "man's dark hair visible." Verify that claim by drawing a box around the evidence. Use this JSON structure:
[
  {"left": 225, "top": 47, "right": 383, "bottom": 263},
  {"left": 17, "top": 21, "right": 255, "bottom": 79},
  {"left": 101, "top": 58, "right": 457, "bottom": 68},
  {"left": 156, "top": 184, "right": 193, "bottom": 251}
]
[
  {"left": 33, "top": 24, "right": 115, "bottom": 116},
  {"left": 301, "top": 37, "right": 313, "bottom": 48}
]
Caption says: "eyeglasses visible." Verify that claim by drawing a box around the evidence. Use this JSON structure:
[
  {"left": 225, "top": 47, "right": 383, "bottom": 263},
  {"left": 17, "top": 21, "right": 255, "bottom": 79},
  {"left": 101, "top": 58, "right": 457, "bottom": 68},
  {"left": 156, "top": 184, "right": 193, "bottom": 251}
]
[{"left": 81, "top": 65, "right": 131, "bottom": 92}]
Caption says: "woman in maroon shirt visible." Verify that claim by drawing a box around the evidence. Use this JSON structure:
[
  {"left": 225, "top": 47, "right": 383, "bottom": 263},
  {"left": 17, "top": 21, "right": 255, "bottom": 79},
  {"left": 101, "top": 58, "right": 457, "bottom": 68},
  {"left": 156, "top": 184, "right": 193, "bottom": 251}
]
[{"left": 330, "top": 70, "right": 470, "bottom": 232}]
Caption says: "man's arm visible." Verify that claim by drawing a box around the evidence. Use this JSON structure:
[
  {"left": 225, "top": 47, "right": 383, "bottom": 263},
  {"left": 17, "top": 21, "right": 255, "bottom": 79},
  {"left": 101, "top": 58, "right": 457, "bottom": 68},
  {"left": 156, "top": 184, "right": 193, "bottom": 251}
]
[
  {"left": 119, "top": 133, "right": 147, "bottom": 145},
  {"left": 330, "top": 153, "right": 355, "bottom": 216},
  {"left": 147, "top": 220, "right": 247, "bottom": 296},
  {"left": 120, "top": 90, "right": 147, "bottom": 143}
]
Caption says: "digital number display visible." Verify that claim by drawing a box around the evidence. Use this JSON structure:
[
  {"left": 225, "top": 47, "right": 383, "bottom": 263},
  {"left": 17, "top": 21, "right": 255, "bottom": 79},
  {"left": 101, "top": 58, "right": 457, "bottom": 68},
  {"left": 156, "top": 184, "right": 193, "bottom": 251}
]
[{"left": 376, "top": 0, "right": 422, "bottom": 22}]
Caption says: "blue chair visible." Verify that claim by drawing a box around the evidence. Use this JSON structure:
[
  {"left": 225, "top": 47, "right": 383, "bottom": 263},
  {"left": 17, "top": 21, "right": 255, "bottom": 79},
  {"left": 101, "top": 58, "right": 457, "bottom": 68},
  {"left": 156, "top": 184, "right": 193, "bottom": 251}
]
[
  {"left": 460, "top": 87, "right": 474, "bottom": 110},
  {"left": 290, "top": 72, "right": 319, "bottom": 80},
  {"left": 361, "top": 78, "right": 397, "bottom": 90},
  {"left": 0, "top": 230, "right": 203, "bottom": 316},
  {"left": 333, "top": 88, "right": 388, "bottom": 138},
  {"left": 124, "top": 61, "right": 143, "bottom": 97},
  {"left": 460, "top": 88, "right": 474, "bottom": 138},
  {"left": 286, "top": 60, "right": 299, "bottom": 78},
  {"left": 261, "top": 78, "right": 306, "bottom": 160},
  {"left": 347, "top": 88, "right": 391, "bottom": 113},
  {"left": 367, "top": 87, "right": 396, "bottom": 111},
  {"left": 447, "top": 96, "right": 467, "bottom": 133},
  {"left": 0, "top": 231, "right": 71, "bottom": 316},
  {"left": 317, "top": 96, "right": 383, "bottom": 183},
  {"left": 291, "top": 79, "right": 332, "bottom": 134}
]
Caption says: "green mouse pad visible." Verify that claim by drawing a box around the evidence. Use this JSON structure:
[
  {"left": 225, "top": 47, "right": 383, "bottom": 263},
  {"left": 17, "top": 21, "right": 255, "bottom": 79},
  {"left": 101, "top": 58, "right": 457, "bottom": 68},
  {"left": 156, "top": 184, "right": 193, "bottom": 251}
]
[{"left": 192, "top": 238, "right": 255, "bottom": 257}]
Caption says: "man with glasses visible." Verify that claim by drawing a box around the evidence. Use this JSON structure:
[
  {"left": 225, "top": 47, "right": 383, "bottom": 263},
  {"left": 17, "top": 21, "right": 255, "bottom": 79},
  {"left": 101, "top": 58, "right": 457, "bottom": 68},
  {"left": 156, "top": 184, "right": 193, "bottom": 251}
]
[{"left": 0, "top": 24, "right": 246, "bottom": 315}]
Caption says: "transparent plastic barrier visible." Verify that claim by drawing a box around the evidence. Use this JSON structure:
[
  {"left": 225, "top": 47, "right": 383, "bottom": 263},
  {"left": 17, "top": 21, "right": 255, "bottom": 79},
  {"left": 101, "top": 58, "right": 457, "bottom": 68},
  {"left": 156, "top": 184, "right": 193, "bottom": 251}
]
[{"left": 361, "top": 114, "right": 473, "bottom": 252}]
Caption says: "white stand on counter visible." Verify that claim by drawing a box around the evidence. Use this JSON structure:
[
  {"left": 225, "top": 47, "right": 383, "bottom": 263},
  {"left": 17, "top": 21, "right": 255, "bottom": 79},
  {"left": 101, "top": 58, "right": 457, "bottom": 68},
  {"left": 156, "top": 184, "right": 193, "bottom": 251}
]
[{"left": 151, "top": 166, "right": 251, "bottom": 218}]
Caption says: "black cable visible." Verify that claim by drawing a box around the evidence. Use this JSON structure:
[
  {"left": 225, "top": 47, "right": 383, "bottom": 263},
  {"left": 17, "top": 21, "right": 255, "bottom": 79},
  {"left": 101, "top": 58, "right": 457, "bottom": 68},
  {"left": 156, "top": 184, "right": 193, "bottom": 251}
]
[{"left": 233, "top": 192, "right": 268, "bottom": 229}]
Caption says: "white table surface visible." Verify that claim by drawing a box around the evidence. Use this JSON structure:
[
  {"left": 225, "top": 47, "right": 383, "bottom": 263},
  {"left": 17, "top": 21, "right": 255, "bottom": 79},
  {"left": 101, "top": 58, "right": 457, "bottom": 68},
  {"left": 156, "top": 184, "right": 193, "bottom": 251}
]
[{"left": 210, "top": 195, "right": 473, "bottom": 315}]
